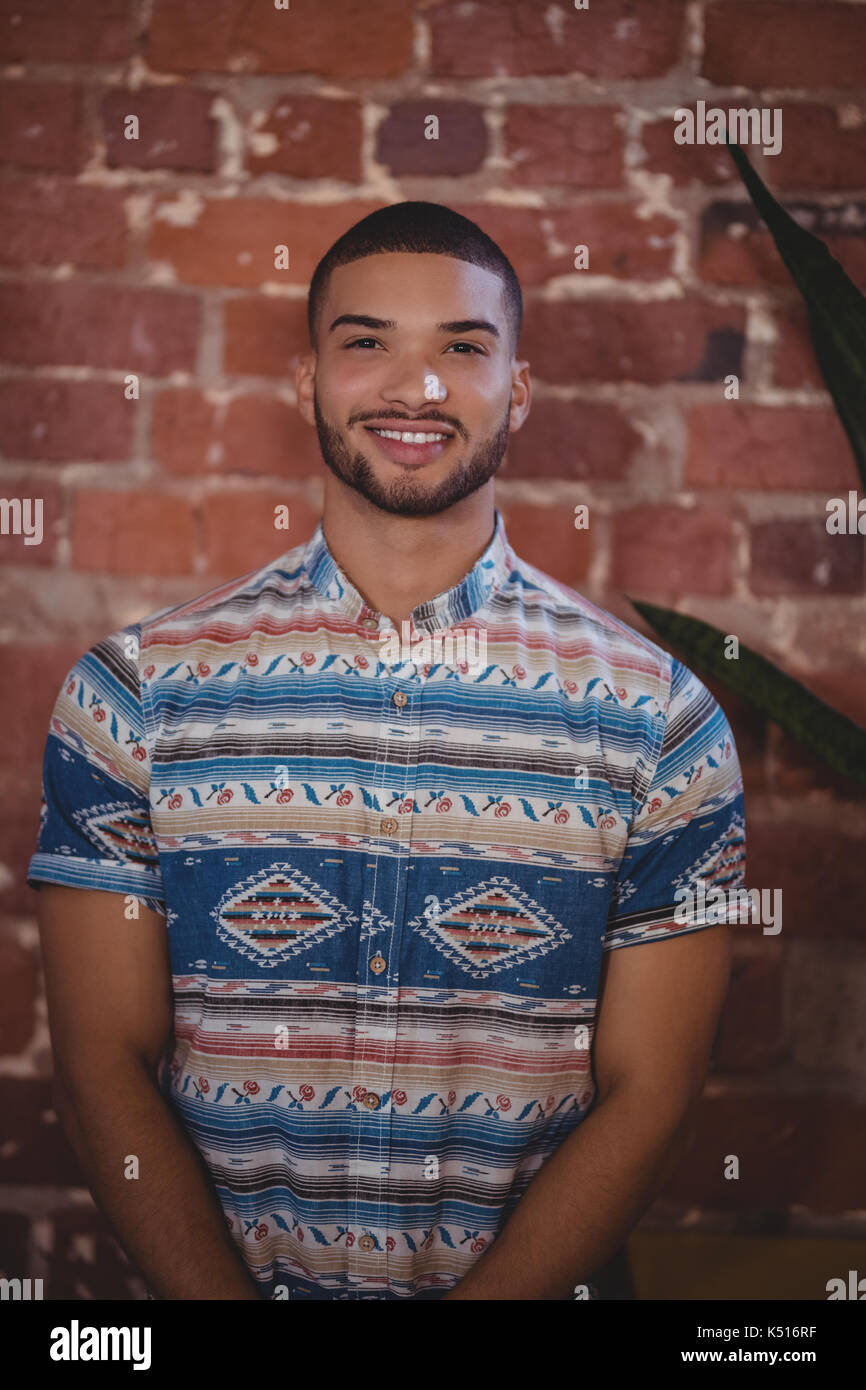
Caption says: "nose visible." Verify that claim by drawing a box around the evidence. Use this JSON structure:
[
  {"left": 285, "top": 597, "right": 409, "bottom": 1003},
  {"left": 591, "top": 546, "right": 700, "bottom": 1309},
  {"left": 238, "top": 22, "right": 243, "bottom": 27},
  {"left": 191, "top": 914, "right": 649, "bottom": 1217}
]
[{"left": 379, "top": 357, "right": 447, "bottom": 411}]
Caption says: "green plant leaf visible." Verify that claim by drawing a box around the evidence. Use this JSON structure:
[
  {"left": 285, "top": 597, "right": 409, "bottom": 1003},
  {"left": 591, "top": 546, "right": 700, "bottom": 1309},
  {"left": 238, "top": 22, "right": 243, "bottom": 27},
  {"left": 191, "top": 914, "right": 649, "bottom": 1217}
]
[
  {"left": 629, "top": 598, "right": 866, "bottom": 788},
  {"left": 727, "top": 140, "right": 866, "bottom": 491}
]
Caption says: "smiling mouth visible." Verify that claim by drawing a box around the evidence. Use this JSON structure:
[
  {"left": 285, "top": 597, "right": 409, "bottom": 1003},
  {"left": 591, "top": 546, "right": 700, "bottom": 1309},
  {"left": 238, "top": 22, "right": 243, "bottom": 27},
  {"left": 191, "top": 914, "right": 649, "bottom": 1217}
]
[{"left": 363, "top": 424, "right": 456, "bottom": 467}]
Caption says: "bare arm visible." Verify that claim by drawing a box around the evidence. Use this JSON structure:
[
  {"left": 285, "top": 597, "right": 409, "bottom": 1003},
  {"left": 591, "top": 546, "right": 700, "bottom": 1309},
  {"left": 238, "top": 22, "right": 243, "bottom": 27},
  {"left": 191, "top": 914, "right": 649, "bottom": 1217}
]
[
  {"left": 38, "top": 884, "right": 262, "bottom": 1300},
  {"left": 441, "top": 924, "right": 732, "bottom": 1299}
]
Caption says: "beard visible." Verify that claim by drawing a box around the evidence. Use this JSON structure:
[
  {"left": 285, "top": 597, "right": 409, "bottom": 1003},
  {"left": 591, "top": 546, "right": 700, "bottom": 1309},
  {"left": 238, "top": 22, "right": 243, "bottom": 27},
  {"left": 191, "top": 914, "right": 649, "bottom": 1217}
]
[{"left": 312, "top": 388, "right": 512, "bottom": 518}]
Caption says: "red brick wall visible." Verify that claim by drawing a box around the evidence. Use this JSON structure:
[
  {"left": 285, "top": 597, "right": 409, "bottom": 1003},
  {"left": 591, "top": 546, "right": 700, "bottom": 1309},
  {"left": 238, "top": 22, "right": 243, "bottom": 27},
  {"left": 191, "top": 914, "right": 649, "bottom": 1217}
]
[{"left": 1, "top": 0, "right": 864, "bottom": 1297}]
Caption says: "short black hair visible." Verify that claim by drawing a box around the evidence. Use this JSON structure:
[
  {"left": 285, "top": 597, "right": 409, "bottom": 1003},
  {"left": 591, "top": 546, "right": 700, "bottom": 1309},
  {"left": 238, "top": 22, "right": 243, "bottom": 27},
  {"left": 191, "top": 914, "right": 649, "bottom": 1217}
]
[{"left": 307, "top": 201, "right": 523, "bottom": 355}]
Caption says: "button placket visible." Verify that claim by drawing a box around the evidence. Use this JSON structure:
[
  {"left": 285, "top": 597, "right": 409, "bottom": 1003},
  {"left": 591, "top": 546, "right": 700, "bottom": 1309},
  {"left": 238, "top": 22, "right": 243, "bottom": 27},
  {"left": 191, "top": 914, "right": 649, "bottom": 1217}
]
[{"left": 351, "top": 659, "right": 422, "bottom": 1284}]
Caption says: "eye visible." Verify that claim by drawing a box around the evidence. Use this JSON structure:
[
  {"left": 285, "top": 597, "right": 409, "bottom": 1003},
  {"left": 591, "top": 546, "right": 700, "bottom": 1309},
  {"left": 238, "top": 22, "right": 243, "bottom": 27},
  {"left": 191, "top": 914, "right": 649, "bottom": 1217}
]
[
  {"left": 446, "top": 342, "right": 485, "bottom": 354},
  {"left": 344, "top": 337, "right": 382, "bottom": 350}
]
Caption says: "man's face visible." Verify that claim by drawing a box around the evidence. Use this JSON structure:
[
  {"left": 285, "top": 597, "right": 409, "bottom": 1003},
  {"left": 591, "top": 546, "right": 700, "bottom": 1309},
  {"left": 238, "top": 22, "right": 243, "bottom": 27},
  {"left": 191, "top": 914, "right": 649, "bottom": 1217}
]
[{"left": 297, "top": 252, "right": 530, "bottom": 517}]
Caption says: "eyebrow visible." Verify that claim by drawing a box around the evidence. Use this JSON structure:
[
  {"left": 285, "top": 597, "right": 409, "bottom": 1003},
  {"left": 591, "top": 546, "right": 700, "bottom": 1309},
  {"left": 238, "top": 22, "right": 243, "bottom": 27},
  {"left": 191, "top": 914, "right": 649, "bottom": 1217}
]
[{"left": 328, "top": 313, "right": 500, "bottom": 339}]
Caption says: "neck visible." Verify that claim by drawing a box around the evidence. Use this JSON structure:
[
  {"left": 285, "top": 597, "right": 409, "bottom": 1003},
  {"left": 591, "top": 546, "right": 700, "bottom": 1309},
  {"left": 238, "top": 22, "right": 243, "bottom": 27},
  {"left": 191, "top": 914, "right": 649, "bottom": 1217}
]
[{"left": 320, "top": 478, "right": 497, "bottom": 628}]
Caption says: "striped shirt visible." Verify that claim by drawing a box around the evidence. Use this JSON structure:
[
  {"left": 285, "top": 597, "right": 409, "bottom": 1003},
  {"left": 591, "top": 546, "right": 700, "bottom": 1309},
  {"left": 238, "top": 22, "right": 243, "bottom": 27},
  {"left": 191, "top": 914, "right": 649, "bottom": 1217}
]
[{"left": 28, "top": 508, "right": 746, "bottom": 1300}]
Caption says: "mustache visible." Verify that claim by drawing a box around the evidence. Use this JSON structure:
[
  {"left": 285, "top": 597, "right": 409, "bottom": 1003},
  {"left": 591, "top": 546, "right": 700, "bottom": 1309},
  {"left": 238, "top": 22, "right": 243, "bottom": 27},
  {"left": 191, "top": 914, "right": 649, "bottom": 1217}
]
[{"left": 352, "top": 411, "right": 465, "bottom": 438}]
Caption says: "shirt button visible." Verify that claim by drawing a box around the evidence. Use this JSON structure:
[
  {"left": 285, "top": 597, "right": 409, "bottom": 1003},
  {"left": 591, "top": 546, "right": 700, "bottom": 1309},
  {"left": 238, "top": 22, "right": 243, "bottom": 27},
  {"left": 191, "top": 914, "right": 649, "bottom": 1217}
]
[
  {"left": 369, "top": 953, "right": 387, "bottom": 975},
  {"left": 380, "top": 816, "right": 398, "bottom": 835},
  {"left": 363, "top": 1092, "right": 380, "bottom": 1110},
  {"left": 358, "top": 1234, "right": 375, "bottom": 1251},
  {"left": 392, "top": 690, "right": 408, "bottom": 708},
  {"left": 360, "top": 616, "right": 379, "bottom": 630}
]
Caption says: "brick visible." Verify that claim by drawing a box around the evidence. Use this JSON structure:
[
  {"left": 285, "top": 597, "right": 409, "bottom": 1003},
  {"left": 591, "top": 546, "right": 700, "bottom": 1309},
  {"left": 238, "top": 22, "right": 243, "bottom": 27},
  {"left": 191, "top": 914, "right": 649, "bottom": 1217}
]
[
  {"left": 0, "top": 930, "right": 37, "bottom": 1054},
  {"left": 641, "top": 111, "right": 735, "bottom": 186},
  {"left": 452, "top": 205, "right": 560, "bottom": 290},
  {"left": 772, "top": 303, "right": 824, "bottom": 389},
  {"left": 0, "top": 482, "right": 62, "bottom": 566},
  {"left": 749, "top": 519, "right": 863, "bottom": 596},
  {"left": 0, "top": 379, "right": 134, "bottom": 462},
  {"left": 612, "top": 506, "right": 732, "bottom": 597},
  {"left": 0, "top": 181, "right": 127, "bottom": 270},
  {"left": 450, "top": 203, "right": 675, "bottom": 289},
  {"left": 49, "top": 1206, "right": 144, "bottom": 1300},
  {"left": 787, "top": 944, "right": 866, "bottom": 1077},
  {"left": 223, "top": 296, "right": 311, "bottom": 377},
  {"left": 685, "top": 406, "right": 859, "bottom": 491},
  {"left": 148, "top": 0, "right": 413, "bottom": 77},
  {"left": 788, "top": 668, "right": 866, "bottom": 730},
  {"left": 0, "top": 82, "right": 85, "bottom": 172},
  {"left": 495, "top": 501, "right": 591, "bottom": 587},
  {"left": 714, "top": 949, "right": 782, "bottom": 1071},
  {"left": 505, "top": 105, "right": 623, "bottom": 189},
  {"left": 0, "top": 1078, "right": 82, "bottom": 1183},
  {"left": 522, "top": 300, "right": 745, "bottom": 385},
  {"left": 505, "top": 399, "right": 638, "bottom": 480},
  {"left": 699, "top": 201, "right": 866, "bottom": 289},
  {"left": 747, "top": 822, "right": 866, "bottom": 940},
  {"left": 770, "top": 722, "right": 866, "bottom": 803},
  {"left": 0, "top": 283, "right": 199, "bottom": 372},
  {"left": 429, "top": 0, "right": 686, "bottom": 79},
  {"left": 71, "top": 490, "right": 197, "bottom": 576},
  {"left": 248, "top": 97, "right": 362, "bottom": 182},
  {"left": 771, "top": 105, "right": 866, "bottom": 191},
  {"left": 203, "top": 492, "right": 320, "bottom": 578},
  {"left": 377, "top": 101, "right": 487, "bottom": 177},
  {"left": 0, "top": 0, "right": 135, "bottom": 63},
  {"left": 0, "top": 1212, "right": 29, "bottom": 1277},
  {"left": 153, "top": 389, "right": 321, "bottom": 478},
  {"left": 703, "top": 2, "right": 866, "bottom": 89},
  {"left": 149, "top": 197, "right": 382, "bottom": 288},
  {"left": 665, "top": 1093, "right": 866, "bottom": 1212},
  {"left": 101, "top": 86, "right": 217, "bottom": 172},
  {"left": 0, "top": 643, "right": 83, "bottom": 765}
]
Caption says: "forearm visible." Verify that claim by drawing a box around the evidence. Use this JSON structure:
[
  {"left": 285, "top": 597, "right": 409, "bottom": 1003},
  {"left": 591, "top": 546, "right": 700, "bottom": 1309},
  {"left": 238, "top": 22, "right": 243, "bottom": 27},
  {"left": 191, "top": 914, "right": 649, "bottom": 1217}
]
[
  {"left": 55, "top": 1057, "right": 262, "bottom": 1301},
  {"left": 443, "top": 1083, "right": 690, "bottom": 1300}
]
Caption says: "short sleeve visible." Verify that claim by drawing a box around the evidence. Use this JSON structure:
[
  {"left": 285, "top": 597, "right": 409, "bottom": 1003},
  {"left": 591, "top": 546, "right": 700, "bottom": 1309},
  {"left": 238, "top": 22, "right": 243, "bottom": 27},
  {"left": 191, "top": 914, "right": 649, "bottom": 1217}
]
[
  {"left": 26, "top": 625, "right": 165, "bottom": 916},
  {"left": 604, "top": 659, "right": 746, "bottom": 950}
]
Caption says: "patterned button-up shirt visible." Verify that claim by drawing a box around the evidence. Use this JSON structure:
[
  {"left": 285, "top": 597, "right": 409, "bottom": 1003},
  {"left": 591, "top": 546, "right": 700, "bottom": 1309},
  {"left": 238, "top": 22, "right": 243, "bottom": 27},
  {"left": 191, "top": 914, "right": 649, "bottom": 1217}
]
[{"left": 28, "top": 509, "right": 746, "bottom": 1300}]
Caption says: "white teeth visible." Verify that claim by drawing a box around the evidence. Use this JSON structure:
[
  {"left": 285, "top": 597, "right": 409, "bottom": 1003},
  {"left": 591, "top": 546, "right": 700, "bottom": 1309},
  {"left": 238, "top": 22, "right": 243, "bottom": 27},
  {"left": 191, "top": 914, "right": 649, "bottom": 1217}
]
[{"left": 371, "top": 428, "right": 449, "bottom": 444}]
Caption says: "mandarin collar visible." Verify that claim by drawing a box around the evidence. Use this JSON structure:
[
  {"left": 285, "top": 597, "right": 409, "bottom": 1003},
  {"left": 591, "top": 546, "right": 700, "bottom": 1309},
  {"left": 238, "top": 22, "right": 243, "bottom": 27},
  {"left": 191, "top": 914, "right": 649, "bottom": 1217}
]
[{"left": 301, "top": 508, "right": 513, "bottom": 634}]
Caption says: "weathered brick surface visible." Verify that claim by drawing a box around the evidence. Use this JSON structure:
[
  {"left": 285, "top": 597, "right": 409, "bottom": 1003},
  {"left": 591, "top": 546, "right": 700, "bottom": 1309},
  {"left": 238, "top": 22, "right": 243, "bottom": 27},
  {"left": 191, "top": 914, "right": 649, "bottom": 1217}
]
[
  {"left": 505, "top": 106, "right": 624, "bottom": 189},
  {"left": 0, "top": 283, "right": 200, "bottom": 371},
  {"left": 101, "top": 87, "right": 218, "bottom": 172},
  {"left": 70, "top": 490, "right": 198, "bottom": 576},
  {"left": 0, "top": 180, "right": 128, "bottom": 269},
  {"left": 0, "top": 0, "right": 136, "bottom": 64},
  {"left": 612, "top": 506, "right": 733, "bottom": 597},
  {"left": 523, "top": 300, "right": 745, "bottom": 384},
  {"left": 429, "top": 0, "right": 687, "bottom": 79},
  {"left": 3, "top": 0, "right": 866, "bottom": 1284},
  {"left": 699, "top": 201, "right": 866, "bottom": 288},
  {"left": 703, "top": 2, "right": 866, "bottom": 88},
  {"left": 665, "top": 1094, "right": 866, "bottom": 1212},
  {"left": 750, "top": 519, "right": 864, "bottom": 596},
  {"left": 148, "top": 0, "right": 414, "bottom": 77},
  {"left": 685, "top": 405, "right": 859, "bottom": 491},
  {"left": 0, "top": 928, "right": 37, "bottom": 1054},
  {"left": 248, "top": 98, "right": 363, "bottom": 182},
  {"left": 377, "top": 101, "right": 488, "bottom": 177},
  {"left": 505, "top": 400, "right": 638, "bottom": 481},
  {"left": 0, "top": 82, "right": 86, "bottom": 172}
]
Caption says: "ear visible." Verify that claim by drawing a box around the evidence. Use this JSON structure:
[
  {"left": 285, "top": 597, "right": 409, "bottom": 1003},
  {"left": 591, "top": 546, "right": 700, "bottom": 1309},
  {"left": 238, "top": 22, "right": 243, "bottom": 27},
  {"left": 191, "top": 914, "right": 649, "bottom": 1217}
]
[{"left": 295, "top": 352, "right": 317, "bottom": 428}]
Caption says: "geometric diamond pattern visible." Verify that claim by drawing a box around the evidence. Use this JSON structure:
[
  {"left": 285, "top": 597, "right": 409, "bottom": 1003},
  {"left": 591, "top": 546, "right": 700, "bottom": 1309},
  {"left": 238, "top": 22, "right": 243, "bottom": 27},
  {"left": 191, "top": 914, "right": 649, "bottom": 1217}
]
[
  {"left": 212, "top": 864, "right": 358, "bottom": 969},
  {"left": 410, "top": 875, "right": 571, "bottom": 981},
  {"left": 75, "top": 800, "right": 159, "bottom": 869},
  {"left": 672, "top": 812, "right": 746, "bottom": 894}
]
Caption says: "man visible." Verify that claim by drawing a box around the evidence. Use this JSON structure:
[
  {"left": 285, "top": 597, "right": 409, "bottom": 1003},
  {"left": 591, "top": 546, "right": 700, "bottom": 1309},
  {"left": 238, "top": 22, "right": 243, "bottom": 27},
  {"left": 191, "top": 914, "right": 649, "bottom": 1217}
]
[{"left": 29, "top": 201, "right": 745, "bottom": 1301}]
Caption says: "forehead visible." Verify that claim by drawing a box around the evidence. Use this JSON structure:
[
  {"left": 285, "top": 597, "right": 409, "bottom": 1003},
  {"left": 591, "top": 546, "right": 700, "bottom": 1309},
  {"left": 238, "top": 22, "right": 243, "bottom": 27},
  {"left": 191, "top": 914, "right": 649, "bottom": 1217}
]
[{"left": 323, "top": 252, "right": 507, "bottom": 327}]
